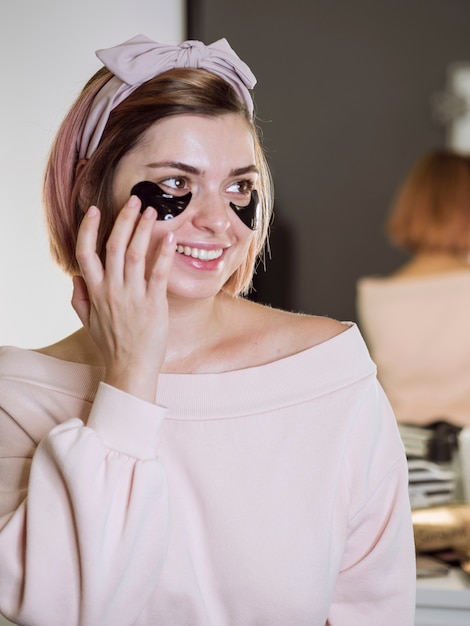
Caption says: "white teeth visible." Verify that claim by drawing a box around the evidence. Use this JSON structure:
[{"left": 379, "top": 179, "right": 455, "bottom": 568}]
[{"left": 176, "top": 245, "right": 223, "bottom": 261}]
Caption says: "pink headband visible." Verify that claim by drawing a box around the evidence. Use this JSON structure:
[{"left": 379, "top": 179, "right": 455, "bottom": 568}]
[{"left": 77, "top": 35, "right": 257, "bottom": 159}]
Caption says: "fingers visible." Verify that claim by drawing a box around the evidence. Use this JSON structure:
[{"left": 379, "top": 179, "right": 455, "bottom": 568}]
[
  {"left": 122, "top": 204, "right": 158, "bottom": 287},
  {"left": 75, "top": 195, "right": 174, "bottom": 297},
  {"left": 75, "top": 205, "right": 104, "bottom": 287},
  {"left": 73, "top": 197, "right": 173, "bottom": 396},
  {"left": 147, "top": 231, "right": 176, "bottom": 299},
  {"left": 76, "top": 196, "right": 150, "bottom": 287},
  {"left": 104, "top": 195, "right": 145, "bottom": 282}
]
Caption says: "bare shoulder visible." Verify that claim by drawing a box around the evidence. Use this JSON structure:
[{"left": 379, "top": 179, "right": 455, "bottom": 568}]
[
  {"left": 261, "top": 306, "right": 347, "bottom": 350},
  {"left": 234, "top": 299, "right": 349, "bottom": 364},
  {"left": 34, "top": 328, "right": 103, "bottom": 366}
]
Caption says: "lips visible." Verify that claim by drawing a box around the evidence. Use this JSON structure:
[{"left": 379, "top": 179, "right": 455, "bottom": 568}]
[{"left": 176, "top": 245, "right": 224, "bottom": 261}]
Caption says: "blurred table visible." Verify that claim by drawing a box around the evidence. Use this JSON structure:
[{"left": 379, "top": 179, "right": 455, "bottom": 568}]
[{"left": 415, "top": 567, "right": 470, "bottom": 625}]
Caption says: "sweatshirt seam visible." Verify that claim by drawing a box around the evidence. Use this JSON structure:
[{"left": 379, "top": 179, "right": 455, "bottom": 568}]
[
  {"left": 339, "top": 378, "right": 403, "bottom": 516},
  {"left": 347, "top": 455, "right": 406, "bottom": 524}
]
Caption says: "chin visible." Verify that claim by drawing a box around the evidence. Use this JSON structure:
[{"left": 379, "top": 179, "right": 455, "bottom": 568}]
[{"left": 167, "top": 280, "right": 227, "bottom": 302}]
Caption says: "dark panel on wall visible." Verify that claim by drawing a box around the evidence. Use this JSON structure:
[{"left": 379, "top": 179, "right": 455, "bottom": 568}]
[{"left": 188, "top": 0, "right": 470, "bottom": 321}]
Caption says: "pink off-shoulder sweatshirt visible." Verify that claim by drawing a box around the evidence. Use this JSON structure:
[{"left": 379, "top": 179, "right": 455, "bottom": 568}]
[{"left": 0, "top": 324, "right": 416, "bottom": 626}]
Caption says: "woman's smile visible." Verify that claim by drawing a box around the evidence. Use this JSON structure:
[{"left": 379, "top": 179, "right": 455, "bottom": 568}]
[{"left": 175, "top": 244, "right": 224, "bottom": 262}]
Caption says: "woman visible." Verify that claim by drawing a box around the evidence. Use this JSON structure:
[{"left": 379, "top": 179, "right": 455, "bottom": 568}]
[
  {"left": 357, "top": 149, "right": 470, "bottom": 427},
  {"left": 0, "top": 35, "right": 415, "bottom": 625}
]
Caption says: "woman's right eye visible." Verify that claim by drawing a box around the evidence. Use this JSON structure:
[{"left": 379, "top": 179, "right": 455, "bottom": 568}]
[{"left": 159, "top": 176, "right": 189, "bottom": 192}]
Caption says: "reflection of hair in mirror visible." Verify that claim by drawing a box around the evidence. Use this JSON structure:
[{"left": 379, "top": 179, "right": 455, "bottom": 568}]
[{"left": 386, "top": 149, "right": 470, "bottom": 255}]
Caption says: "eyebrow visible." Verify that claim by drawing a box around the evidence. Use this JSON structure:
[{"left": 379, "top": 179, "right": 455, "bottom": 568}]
[{"left": 144, "top": 161, "right": 259, "bottom": 177}]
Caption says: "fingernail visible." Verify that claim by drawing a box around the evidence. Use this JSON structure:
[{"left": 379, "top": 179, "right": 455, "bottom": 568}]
[
  {"left": 142, "top": 206, "right": 155, "bottom": 219},
  {"left": 128, "top": 195, "right": 139, "bottom": 208},
  {"left": 87, "top": 205, "right": 98, "bottom": 217},
  {"left": 166, "top": 232, "right": 175, "bottom": 245}
]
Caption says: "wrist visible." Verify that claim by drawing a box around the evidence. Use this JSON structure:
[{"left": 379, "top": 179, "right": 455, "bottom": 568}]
[{"left": 104, "top": 365, "right": 159, "bottom": 403}]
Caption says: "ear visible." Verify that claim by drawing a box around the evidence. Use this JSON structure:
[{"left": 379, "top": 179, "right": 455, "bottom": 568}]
[
  {"left": 75, "top": 159, "right": 93, "bottom": 214},
  {"left": 75, "top": 158, "right": 88, "bottom": 178}
]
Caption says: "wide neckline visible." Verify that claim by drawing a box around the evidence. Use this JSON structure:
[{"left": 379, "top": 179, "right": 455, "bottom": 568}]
[{"left": 0, "top": 323, "right": 375, "bottom": 420}]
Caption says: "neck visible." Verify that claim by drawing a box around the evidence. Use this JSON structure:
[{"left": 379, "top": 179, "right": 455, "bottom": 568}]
[{"left": 162, "top": 292, "right": 231, "bottom": 372}]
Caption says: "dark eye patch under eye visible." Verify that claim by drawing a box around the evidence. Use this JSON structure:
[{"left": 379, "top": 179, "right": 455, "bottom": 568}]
[
  {"left": 130, "top": 180, "right": 192, "bottom": 220},
  {"left": 131, "top": 180, "right": 260, "bottom": 230},
  {"left": 230, "top": 189, "right": 260, "bottom": 230}
]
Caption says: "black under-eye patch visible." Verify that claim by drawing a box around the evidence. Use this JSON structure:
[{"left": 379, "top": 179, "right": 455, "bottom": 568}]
[
  {"left": 229, "top": 189, "right": 260, "bottom": 230},
  {"left": 130, "top": 181, "right": 260, "bottom": 230},
  {"left": 131, "top": 181, "right": 192, "bottom": 220}
]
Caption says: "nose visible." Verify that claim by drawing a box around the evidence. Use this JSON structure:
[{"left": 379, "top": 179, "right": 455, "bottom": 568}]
[{"left": 190, "top": 192, "right": 231, "bottom": 234}]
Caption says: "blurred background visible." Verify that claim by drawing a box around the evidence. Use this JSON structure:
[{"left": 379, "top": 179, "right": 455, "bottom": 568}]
[
  {"left": 189, "top": 0, "right": 470, "bottom": 319},
  {"left": 0, "top": 0, "right": 185, "bottom": 347}
]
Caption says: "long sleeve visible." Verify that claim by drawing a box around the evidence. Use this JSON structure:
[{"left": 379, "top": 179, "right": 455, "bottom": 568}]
[
  {"left": 328, "top": 459, "right": 416, "bottom": 624},
  {"left": 0, "top": 383, "right": 169, "bottom": 626},
  {"left": 327, "top": 383, "right": 416, "bottom": 625}
]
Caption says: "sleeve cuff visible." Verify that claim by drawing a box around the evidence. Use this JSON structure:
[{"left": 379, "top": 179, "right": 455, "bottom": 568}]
[{"left": 86, "top": 382, "right": 167, "bottom": 458}]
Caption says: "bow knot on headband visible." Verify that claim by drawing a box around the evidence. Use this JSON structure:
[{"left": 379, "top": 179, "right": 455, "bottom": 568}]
[{"left": 78, "top": 35, "right": 257, "bottom": 159}]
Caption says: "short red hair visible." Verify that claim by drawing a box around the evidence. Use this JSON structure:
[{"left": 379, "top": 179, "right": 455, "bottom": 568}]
[{"left": 386, "top": 149, "right": 470, "bottom": 254}]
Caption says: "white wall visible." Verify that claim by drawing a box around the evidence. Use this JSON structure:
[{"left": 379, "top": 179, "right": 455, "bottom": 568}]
[{"left": 0, "top": 0, "right": 185, "bottom": 348}]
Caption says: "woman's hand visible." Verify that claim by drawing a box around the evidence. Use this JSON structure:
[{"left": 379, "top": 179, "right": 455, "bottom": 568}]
[{"left": 72, "top": 195, "right": 175, "bottom": 402}]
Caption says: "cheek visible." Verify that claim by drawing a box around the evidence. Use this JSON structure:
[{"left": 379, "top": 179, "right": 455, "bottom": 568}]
[
  {"left": 147, "top": 219, "right": 174, "bottom": 251},
  {"left": 112, "top": 155, "right": 142, "bottom": 210},
  {"left": 235, "top": 219, "right": 256, "bottom": 248},
  {"left": 143, "top": 226, "right": 172, "bottom": 280},
  {"left": 112, "top": 181, "right": 133, "bottom": 213},
  {"left": 241, "top": 235, "right": 256, "bottom": 262},
  {"left": 228, "top": 228, "right": 256, "bottom": 275},
  {"left": 112, "top": 165, "right": 130, "bottom": 210}
]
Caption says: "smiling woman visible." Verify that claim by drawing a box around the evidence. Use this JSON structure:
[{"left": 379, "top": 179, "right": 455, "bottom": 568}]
[{"left": 0, "top": 35, "right": 416, "bottom": 625}]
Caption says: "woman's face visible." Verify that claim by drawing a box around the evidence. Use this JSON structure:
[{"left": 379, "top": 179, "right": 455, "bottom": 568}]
[{"left": 112, "top": 113, "right": 258, "bottom": 301}]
